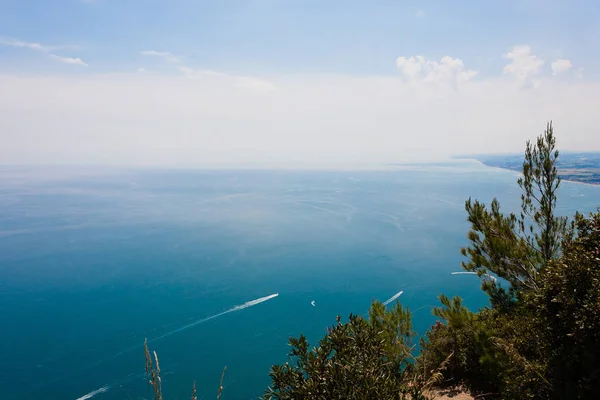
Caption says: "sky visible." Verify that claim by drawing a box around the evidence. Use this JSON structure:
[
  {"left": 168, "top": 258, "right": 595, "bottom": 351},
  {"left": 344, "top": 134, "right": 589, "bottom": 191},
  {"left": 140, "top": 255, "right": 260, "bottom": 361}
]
[{"left": 1, "top": 0, "right": 599, "bottom": 166}]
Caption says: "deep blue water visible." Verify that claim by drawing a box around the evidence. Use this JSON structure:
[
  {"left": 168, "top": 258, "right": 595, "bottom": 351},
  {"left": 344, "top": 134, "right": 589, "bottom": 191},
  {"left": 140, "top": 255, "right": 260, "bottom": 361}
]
[{"left": 0, "top": 163, "right": 598, "bottom": 400}]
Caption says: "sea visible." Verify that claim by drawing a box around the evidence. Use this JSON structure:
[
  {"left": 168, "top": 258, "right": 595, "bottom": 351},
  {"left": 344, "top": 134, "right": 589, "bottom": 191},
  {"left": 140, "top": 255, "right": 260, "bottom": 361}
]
[{"left": 0, "top": 161, "right": 598, "bottom": 400}]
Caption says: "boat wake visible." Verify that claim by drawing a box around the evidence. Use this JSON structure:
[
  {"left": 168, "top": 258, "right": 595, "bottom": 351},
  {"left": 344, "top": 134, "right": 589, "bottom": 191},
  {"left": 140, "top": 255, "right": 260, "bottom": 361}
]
[
  {"left": 148, "top": 293, "right": 279, "bottom": 344},
  {"left": 232, "top": 293, "right": 279, "bottom": 311},
  {"left": 452, "top": 271, "right": 497, "bottom": 282},
  {"left": 71, "top": 294, "right": 279, "bottom": 398},
  {"left": 29, "top": 294, "right": 280, "bottom": 399},
  {"left": 383, "top": 290, "right": 403, "bottom": 306},
  {"left": 75, "top": 385, "right": 109, "bottom": 400}
]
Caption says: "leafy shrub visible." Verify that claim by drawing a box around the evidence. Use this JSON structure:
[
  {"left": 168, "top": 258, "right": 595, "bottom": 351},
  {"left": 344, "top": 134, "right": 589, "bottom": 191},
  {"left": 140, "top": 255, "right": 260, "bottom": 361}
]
[
  {"left": 264, "top": 301, "right": 444, "bottom": 400},
  {"left": 419, "top": 122, "right": 600, "bottom": 399}
]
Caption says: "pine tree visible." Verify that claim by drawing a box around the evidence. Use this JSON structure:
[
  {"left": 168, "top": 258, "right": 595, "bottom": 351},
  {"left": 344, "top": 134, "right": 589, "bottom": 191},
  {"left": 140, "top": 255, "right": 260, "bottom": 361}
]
[{"left": 461, "top": 122, "right": 569, "bottom": 301}]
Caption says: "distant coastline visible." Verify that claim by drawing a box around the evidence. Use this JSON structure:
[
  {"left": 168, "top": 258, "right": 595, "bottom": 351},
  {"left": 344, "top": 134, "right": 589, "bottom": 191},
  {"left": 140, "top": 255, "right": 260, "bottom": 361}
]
[{"left": 456, "top": 152, "right": 600, "bottom": 186}]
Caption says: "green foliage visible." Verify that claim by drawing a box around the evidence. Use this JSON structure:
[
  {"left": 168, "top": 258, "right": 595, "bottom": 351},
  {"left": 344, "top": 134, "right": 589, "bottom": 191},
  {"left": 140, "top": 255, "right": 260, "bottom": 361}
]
[
  {"left": 368, "top": 300, "right": 414, "bottom": 364},
  {"left": 264, "top": 301, "right": 436, "bottom": 400},
  {"left": 462, "top": 197, "right": 533, "bottom": 293},
  {"left": 419, "top": 297, "right": 504, "bottom": 393},
  {"left": 461, "top": 122, "right": 569, "bottom": 301},
  {"left": 518, "top": 122, "right": 569, "bottom": 264},
  {"left": 525, "top": 210, "right": 600, "bottom": 399},
  {"left": 421, "top": 122, "right": 600, "bottom": 399},
  {"left": 483, "top": 211, "right": 600, "bottom": 399}
]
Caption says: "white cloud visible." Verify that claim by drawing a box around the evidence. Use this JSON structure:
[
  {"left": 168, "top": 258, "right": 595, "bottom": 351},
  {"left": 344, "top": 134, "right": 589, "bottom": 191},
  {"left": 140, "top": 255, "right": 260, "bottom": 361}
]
[
  {"left": 176, "top": 65, "right": 276, "bottom": 92},
  {"left": 141, "top": 50, "right": 182, "bottom": 63},
  {"left": 0, "top": 37, "right": 87, "bottom": 66},
  {"left": 551, "top": 59, "right": 572, "bottom": 75},
  {"left": 503, "top": 45, "right": 544, "bottom": 84},
  {"left": 146, "top": 50, "right": 257, "bottom": 90},
  {"left": 137, "top": 68, "right": 147, "bottom": 73},
  {"left": 396, "top": 56, "right": 425, "bottom": 79},
  {"left": 0, "top": 45, "right": 597, "bottom": 166},
  {"left": 0, "top": 37, "right": 49, "bottom": 51},
  {"left": 49, "top": 54, "right": 88, "bottom": 66},
  {"left": 177, "top": 65, "right": 201, "bottom": 75},
  {"left": 415, "top": 9, "right": 426, "bottom": 18},
  {"left": 237, "top": 76, "right": 277, "bottom": 92},
  {"left": 396, "top": 55, "right": 477, "bottom": 85}
]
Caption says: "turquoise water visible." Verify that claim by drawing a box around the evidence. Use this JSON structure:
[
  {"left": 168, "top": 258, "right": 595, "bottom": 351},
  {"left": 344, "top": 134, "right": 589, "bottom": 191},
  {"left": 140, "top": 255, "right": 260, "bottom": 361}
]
[{"left": 1, "top": 163, "right": 598, "bottom": 400}]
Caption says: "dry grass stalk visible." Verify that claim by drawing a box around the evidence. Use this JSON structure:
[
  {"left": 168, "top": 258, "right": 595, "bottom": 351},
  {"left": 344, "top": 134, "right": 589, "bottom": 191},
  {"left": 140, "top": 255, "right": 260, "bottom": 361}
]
[
  {"left": 415, "top": 351, "right": 454, "bottom": 400},
  {"left": 144, "top": 339, "right": 163, "bottom": 400},
  {"left": 191, "top": 381, "right": 197, "bottom": 400},
  {"left": 144, "top": 340, "right": 227, "bottom": 400},
  {"left": 216, "top": 366, "right": 227, "bottom": 400},
  {"left": 424, "top": 351, "right": 454, "bottom": 391}
]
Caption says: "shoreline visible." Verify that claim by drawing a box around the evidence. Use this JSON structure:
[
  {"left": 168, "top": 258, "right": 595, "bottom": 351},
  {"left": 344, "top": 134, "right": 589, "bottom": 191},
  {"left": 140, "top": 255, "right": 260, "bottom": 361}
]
[{"left": 475, "top": 162, "right": 600, "bottom": 188}]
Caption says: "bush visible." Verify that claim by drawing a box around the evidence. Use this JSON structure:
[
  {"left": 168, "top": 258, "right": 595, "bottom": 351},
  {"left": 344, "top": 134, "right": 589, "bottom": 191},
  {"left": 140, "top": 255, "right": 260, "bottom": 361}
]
[
  {"left": 527, "top": 211, "right": 600, "bottom": 399},
  {"left": 419, "top": 124, "right": 600, "bottom": 399},
  {"left": 418, "top": 296, "right": 502, "bottom": 394},
  {"left": 264, "top": 301, "right": 444, "bottom": 400},
  {"left": 420, "top": 211, "right": 600, "bottom": 399}
]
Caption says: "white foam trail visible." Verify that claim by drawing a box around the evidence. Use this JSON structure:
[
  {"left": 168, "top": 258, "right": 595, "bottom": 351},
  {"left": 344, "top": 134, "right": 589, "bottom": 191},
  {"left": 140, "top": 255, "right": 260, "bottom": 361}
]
[
  {"left": 232, "top": 293, "right": 279, "bottom": 311},
  {"left": 452, "top": 271, "right": 497, "bottom": 282},
  {"left": 47, "top": 292, "right": 281, "bottom": 393},
  {"left": 311, "top": 300, "right": 316, "bottom": 307},
  {"left": 75, "top": 385, "right": 109, "bottom": 400},
  {"left": 148, "top": 293, "right": 279, "bottom": 344},
  {"left": 383, "top": 290, "right": 403, "bottom": 306},
  {"left": 56, "top": 293, "right": 279, "bottom": 386}
]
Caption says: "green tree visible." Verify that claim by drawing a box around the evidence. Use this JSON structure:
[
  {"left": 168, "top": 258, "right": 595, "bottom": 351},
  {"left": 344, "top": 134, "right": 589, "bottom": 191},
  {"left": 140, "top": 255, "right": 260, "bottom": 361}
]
[
  {"left": 264, "top": 301, "right": 441, "bottom": 400},
  {"left": 518, "top": 121, "right": 569, "bottom": 264},
  {"left": 461, "top": 121, "right": 569, "bottom": 302},
  {"left": 420, "top": 122, "right": 600, "bottom": 399},
  {"left": 526, "top": 210, "right": 600, "bottom": 399},
  {"left": 418, "top": 296, "right": 508, "bottom": 394}
]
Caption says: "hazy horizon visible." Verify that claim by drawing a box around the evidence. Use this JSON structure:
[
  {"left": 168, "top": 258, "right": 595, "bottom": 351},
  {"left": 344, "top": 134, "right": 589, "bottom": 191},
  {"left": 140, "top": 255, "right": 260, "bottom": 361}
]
[
  {"left": 0, "top": 157, "right": 501, "bottom": 171},
  {"left": 2, "top": 0, "right": 600, "bottom": 165},
  {"left": 0, "top": 150, "right": 597, "bottom": 169}
]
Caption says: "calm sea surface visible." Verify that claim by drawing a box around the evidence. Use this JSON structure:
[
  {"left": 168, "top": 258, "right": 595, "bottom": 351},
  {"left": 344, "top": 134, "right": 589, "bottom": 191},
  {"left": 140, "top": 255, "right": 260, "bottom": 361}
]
[{"left": 1, "top": 162, "right": 598, "bottom": 400}]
